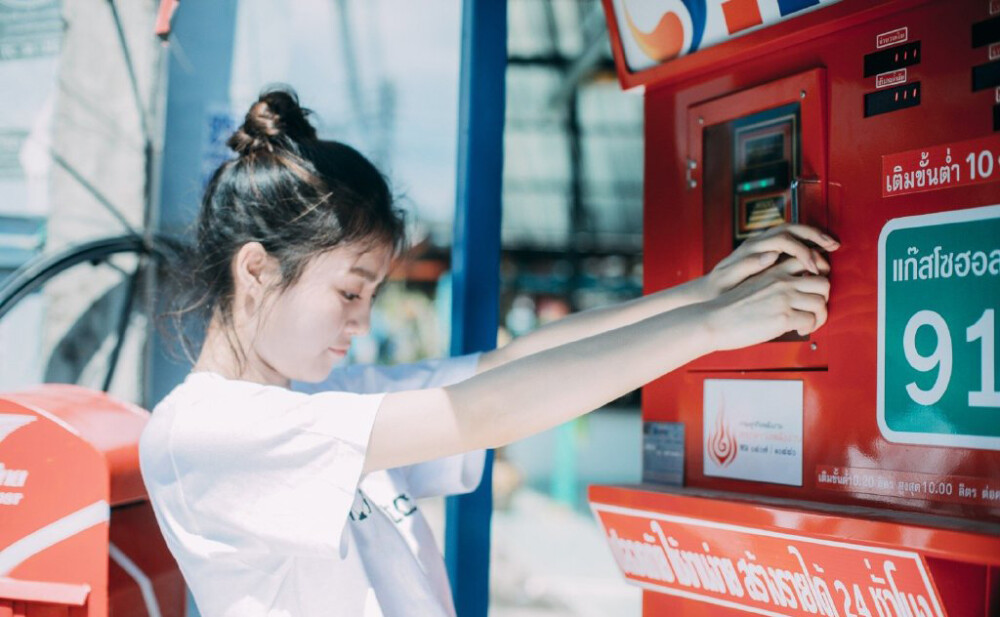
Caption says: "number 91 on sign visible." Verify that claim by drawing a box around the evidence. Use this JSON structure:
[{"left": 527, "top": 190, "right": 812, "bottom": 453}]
[{"left": 878, "top": 205, "right": 1000, "bottom": 450}]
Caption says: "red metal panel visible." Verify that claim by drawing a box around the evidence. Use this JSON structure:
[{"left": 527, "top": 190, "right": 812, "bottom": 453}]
[{"left": 25, "top": 607, "right": 69, "bottom": 617}]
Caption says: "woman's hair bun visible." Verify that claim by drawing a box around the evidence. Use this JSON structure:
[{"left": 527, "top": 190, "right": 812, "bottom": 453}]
[{"left": 228, "top": 87, "right": 318, "bottom": 156}]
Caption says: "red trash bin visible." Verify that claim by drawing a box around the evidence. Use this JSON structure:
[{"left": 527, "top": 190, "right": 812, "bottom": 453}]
[{"left": 0, "top": 385, "right": 185, "bottom": 617}]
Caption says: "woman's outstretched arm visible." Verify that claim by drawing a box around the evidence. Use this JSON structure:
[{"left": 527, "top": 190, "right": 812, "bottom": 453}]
[
  {"left": 364, "top": 257, "right": 830, "bottom": 472},
  {"left": 476, "top": 224, "right": 839, "bottom": 373}
]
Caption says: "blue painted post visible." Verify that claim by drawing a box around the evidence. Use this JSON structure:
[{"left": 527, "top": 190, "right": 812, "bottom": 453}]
[
  {"left": 147, "top": 0, "right": 239, "bottom": 413},
  {"left": 446, "top": 0, "right": 506, "bottom": 615}
]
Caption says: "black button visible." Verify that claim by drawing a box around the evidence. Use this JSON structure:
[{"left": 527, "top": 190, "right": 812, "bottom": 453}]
[
  {"left": 865, "top": 82, "right": 921, "bottom": 118},
  {"left": 864, "top": 42, "right": 921, "bottom": 77},
  {"left": 973, "top": 60, "right": 1000, "bottom": 91},
  {"left": 972, "top": 15, "right": 1000, "bottom": 48}
]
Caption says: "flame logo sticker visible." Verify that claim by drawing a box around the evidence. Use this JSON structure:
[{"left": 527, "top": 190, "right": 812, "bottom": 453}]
[{"left": 707, "top": 402, "right": 738, "bottom": 468}]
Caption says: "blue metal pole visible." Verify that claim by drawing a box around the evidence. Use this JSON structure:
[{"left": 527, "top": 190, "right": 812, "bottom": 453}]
[
  {"left": 148, "top": 2, "right": 239, "bottom": 411},
  {"left": 446, "top": 0, "right": 506, "bottom": 614}
]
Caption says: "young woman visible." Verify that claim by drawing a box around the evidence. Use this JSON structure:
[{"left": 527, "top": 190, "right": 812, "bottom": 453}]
[{"left": 139, "top": 89, "right": 837, "bottom": 617}]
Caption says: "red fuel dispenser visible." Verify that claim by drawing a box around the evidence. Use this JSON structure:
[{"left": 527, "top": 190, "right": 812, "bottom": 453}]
[
  {"left": 0, "top": 386, "right": 184, "bottom": 616},
  {"left": 592, "top": 0, "right": 1000, "bottom": 615}
]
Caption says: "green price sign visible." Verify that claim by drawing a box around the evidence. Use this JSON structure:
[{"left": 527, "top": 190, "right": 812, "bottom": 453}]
[{"left": 878, "top": 205, "right": 1000, "bottom": 450}]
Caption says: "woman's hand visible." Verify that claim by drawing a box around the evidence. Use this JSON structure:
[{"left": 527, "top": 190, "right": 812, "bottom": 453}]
[
  {"left": 701, "top": 224, "right": 839, "bottom": 299},
  {"left": 704, "top": 256, "right": 831, "bottom": 352}
]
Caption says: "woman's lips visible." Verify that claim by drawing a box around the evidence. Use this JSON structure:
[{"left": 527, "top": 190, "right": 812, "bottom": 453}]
[{"left": 328, "top": 347, "right": 348, "bottom": 356}]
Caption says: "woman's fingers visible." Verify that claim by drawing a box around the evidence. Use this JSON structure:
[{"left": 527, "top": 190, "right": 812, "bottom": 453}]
[
  {"left": 770, "top": 267, "right": 830, "bottom": 299},
  {"left": 723, "top": 251, "right": 780, "bottom": 286},
  {"left": 743, "top": 224, "right": 839, "bottom": 274},
  {"left": 787, "top": 308, "right": 819, "bottom": 337},
  {"left": 709, "top": 224, "right": 837, "bottom": 296},
  {"left": 760, "top": 223, "right": 840, "bottom": 251},
  {"left": 797, "top": 275, "right": 831, "bottom": 300},
  {"left": 764, "top": 256, "right": 832, "bottom": 291},
  {"left": 787, "top": 290, "right": 828, "bottom": 331},
  {"left": 751, "top": 231, "right": 823, "bottom": 274},
  {"left": 812, "top": 248, "right": 830, "bottom": 274}
]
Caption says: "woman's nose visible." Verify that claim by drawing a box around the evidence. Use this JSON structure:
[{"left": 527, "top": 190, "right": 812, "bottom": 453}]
[{"left": 345, "top": 305, "right": 372, "bottom": 336}]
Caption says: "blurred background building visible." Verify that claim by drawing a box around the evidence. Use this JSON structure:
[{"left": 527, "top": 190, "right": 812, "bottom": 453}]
[{"left": 0, "top": 0, "right": 643, "bottom": 614}]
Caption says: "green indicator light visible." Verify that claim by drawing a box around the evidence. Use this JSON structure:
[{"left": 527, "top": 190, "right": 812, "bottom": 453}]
[{"left": 737, "top": 177, "right": 776, "bottom": 193}]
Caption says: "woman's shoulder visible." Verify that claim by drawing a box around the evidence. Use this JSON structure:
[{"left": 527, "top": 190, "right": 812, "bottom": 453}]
[
  {"left": 151, "top": 371, "right": 299, "bottom": 425},
  {"left": 142, "top": 372, "right": 294, "bottom": 468}
]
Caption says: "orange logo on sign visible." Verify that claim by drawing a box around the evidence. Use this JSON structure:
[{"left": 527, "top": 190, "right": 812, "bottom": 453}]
[
  {"left": 707, "top": 405, "right": 738, "bottom": 467},
  {"left": 623, "top": 1, "right": 686, "bottom": 62}
]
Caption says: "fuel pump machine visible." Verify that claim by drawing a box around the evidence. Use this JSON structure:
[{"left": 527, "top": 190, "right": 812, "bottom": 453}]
[{"left": 591, "top": 1, "right": 1000, "bottom": 615}]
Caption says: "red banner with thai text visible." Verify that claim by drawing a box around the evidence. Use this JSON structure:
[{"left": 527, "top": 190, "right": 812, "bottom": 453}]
[
  {"left": 591, "top": 503, "right": 947, "bottom": 617},
  {"left": 882, "top": 135, "right": 1000, "bottom": 198}
]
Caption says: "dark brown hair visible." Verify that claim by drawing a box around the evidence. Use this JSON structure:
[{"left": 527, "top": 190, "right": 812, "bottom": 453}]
[{"left": 164, "top": 87, "right": 406, "bottom": 369}]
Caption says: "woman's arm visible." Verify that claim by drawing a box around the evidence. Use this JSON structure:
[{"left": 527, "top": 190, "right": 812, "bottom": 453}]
[
  {"left": 364, "top": 258, "right": 830, "bottom": 472},
  {"left": 477, "top": 224, "right": 839, "bottom": 373}
]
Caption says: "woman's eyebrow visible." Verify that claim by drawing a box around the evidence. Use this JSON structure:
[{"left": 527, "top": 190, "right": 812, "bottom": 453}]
[{"left": 349, "top": 266, "right": 378, "bottom": 282}]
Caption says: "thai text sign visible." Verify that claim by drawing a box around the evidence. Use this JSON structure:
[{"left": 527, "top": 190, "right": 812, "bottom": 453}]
[
  {"left": 816, "top": 465, "right": 1000, "bottom": 507},
  {"left": 592, "top": 503, "right": 946, "bottom": 617},
  {"left": 882, "top": 135, "right": 1000, "bottom": 197},
  {"left": 878, "top": 205, "right": 1000, "bottom": 450}
]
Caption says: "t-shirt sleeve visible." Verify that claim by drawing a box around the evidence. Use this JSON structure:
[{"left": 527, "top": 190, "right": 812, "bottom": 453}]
[
  {"left": 170, "top": 385, "right": 384, "bottom": 558},
  {"left": 291, "top": 352, "right": 482, "bottom": 395},
  {"left": 291, "top": 353, "right": 487, "bottom": 499},
  {"left": 404, "top": 449, "right": 487, "bottom": 499}
]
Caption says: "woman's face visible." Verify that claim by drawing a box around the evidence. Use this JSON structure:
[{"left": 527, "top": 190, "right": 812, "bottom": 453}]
[{"left": 254, "top": 242, "right": 392, "bottom": 384}]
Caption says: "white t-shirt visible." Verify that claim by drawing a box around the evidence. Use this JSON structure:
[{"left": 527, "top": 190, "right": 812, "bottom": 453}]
[{"left": 138, "top": 354, "right": 484, "bottom": 617}]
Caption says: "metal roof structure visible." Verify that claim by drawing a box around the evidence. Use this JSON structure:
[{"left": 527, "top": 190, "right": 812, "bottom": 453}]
[{"left": 502, "top": 0, "right": 643, "bottom": 253}]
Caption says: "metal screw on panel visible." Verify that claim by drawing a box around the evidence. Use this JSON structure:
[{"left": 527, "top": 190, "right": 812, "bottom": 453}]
[
  {"left": 698, "top": 116, "right": 704, "bottom": 125},
  {"left": 801, "top": 90, "right": 806, "bottom": 99},
  {"left": 688, "top": 178, "right": 698, "bottom": 188},
  {"left": 810, "top": 342, "right": 818, "bottom": 350},
  {"left": 688, "top": 159, "right": 697, "bottom": 169}
]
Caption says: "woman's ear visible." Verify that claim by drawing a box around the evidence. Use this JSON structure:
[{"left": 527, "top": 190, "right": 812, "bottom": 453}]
[{"left": 233, "top": 242, "right": 280, "bottom": 309}]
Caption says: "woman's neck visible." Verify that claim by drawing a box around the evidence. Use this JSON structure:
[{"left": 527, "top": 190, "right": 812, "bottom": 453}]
[{"left": 194, "top": 317, "right": 290, "bottom": 388}]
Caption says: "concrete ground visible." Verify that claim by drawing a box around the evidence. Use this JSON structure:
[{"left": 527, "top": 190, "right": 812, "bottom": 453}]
[
  {"left": 489, "top": 489, "right": 641, "bottom": 616},
  {"left": 422, "top": 408, "right": 645, "bottom": 616},
  {"left": 421, "top": 487, "right": 641, "bottom": 617}
]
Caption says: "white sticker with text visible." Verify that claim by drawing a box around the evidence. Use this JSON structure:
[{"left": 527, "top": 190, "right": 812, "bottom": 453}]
[{"left": 704, "top": 379, "right": 803, "bottom": 486}]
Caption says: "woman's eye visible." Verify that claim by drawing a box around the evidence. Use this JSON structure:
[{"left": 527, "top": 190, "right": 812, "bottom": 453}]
[{"left": 340, "top": 291, "right": 361, "bottom": 301}]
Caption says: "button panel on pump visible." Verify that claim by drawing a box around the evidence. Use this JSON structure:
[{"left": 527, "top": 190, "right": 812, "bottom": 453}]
[
  {"left": 864, "top": 41, "right": 921, "bottom": 77},
  {"left": 865, "top": 82, "right": 922, "bottom": 117}
]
